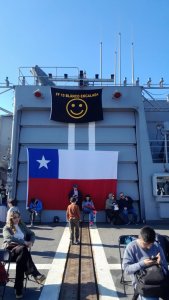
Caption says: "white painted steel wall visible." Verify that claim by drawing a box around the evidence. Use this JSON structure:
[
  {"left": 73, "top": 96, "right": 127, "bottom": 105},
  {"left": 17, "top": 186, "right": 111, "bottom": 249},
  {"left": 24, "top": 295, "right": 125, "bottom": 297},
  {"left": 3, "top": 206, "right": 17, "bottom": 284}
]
[{"left": 9, "top": 85, "right": 167, "bottom": 222}]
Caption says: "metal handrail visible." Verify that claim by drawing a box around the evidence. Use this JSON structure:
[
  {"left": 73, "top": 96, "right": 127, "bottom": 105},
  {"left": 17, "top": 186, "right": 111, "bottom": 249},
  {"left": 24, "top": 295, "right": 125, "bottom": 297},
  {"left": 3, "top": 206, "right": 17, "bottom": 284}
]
[{"left": 149, "top": 139, "right": 169, "bottom": 163}]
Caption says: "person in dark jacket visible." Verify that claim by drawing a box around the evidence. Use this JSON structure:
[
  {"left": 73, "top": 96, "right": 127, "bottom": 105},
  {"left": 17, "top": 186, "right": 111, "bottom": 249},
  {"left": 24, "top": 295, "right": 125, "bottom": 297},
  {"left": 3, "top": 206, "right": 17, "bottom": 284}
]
[
  {"left": 68, "top": 184, "right": 82, "bottom": 209},
  {"left": 118, "top": 192, "right": 138, "bottom": 224},
  {"left": 124, "top": 195, "right": 138, "bottom": 224}
]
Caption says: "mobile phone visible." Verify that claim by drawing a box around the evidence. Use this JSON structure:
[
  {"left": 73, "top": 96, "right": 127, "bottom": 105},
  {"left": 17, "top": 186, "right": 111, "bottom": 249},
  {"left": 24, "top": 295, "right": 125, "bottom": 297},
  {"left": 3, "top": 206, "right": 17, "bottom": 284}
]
[{"left": 151, "top": 256, "right": 158, "bottom": 261}]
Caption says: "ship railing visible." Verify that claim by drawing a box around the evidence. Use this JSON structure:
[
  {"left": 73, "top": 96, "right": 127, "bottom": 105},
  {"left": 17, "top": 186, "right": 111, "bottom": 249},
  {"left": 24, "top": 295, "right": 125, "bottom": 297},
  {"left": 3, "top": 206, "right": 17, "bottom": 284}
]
[
  {"left": 17, "top": 66, "right": 169, "bottom": 88},
  {"left": 17, "top": 75, "right": 169, "bottom": 88},
  {"left": 150, "top": 139, "right": 169, "bottom": 163}
]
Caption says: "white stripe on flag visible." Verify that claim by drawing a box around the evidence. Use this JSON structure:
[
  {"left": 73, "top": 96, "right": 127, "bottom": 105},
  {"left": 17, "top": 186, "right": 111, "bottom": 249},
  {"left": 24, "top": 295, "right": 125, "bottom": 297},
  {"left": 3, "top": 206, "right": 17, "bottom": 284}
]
[{"left": 58, "top": 150, "right": 118, "bottom": 179}]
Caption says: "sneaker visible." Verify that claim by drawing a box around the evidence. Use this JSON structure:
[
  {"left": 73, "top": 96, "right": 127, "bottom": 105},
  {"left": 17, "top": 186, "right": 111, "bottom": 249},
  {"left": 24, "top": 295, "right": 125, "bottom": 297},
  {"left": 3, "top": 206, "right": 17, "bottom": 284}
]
[
  {"left": 34, "top": 274, "right": 46, "bottom": 284},
  {"left": 74, "top": 240, "right": 79, "bottom": 245},
  {"left": 16, "top": 294, "right": 23, "bottom": 299},
  {"left": 15, "top": 290, "right": 23, "bottom": 299},
  {"left": 89, "top": 221, "right": 93, "bottom": 226},
  {"left": 30, "top": 222, "right": 33, "bottom": 227}
]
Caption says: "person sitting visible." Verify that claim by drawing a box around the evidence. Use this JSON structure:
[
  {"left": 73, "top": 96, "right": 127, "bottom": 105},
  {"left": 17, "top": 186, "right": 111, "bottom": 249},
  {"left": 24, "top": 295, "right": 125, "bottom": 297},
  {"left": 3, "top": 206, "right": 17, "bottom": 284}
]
[
  {"left": 122, "top": 226, "right": 168, "bottom": 300},
  {"left": 105, "top": 193, "right": 115, "bottom": 223},
  {"left": 118, "top": 192, "right": 138, "bottom": 225},
  {"left": 111, "top": 196, "right": 123, "bottom": 225},
  {"left": 28, "top": 198, "right": 43, "bottom": 226},
  {"left": 82, "top": 194, "right": 96, "bottom": 226},
  {"left": 2, "top": 211, "right": 46, "bottom": 299},
  {"left": 0, "top": 184, "right": 7, "bottom": 206},
  {"left": 124, "top": 195, "right": 138, "bottom": 224},
  {"left": 68, "top": 184, "right": 82, "bottom": 209},
  {"left": 6, "top": 198, "right": 20, "bottom": 221}
]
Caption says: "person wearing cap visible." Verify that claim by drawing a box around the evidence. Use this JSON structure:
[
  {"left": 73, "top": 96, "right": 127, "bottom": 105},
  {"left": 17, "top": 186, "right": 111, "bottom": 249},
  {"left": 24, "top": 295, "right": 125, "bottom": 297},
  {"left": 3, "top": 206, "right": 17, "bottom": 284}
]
[
  {"left": 66, "top": 197, "right": 81, "bottom": 245},
  {"left": 68, "top": 184, "right": 82, "bottom": 209},
  {"left": 6, "top": 198, "right": 20, "bottom": 221}
]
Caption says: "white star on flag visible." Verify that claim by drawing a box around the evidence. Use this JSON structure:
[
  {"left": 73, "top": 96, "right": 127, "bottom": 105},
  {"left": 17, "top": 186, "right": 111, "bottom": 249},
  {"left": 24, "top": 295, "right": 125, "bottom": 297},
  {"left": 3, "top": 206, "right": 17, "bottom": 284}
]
[{"left": 36, "top": 155, "right": 51, "bottom": 169}]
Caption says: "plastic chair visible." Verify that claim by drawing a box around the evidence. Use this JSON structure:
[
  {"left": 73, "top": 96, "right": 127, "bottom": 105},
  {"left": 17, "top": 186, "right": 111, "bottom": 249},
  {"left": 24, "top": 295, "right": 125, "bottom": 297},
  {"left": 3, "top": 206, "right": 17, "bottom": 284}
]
[
  {"left": 118, "top": 234, "right": 138, "bottom": 294},
  {"left": 0, "top": 249, "right": 11, "bottom": 299}
]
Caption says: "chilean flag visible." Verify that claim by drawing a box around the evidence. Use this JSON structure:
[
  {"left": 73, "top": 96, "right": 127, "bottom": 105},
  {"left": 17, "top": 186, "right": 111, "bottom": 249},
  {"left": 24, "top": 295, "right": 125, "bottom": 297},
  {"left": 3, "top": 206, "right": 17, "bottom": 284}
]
[{"left": 27, "top": 148, "right": 118, "bottom": 210}]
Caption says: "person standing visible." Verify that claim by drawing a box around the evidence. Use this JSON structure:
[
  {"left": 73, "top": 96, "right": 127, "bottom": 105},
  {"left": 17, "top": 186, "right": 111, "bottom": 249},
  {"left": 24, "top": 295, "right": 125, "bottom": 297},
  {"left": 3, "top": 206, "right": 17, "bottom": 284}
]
[
  {"left": 68, "top": 184, "right": 82, "bottom": 208},
  {"left": 66, "top": 197, "right": 81, "bottom": 245}
]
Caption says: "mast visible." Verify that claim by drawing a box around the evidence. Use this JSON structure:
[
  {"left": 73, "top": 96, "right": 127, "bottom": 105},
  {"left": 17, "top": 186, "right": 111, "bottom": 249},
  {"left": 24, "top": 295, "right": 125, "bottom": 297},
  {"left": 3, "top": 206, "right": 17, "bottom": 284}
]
[
  {"left": 114, "top": 51, "right": 117, "bottom": 85},
  {"left": 131, "top": 42, "right": 135, "bottom": 85},
  {"left": 100, "top": 41, "right": 103, "bottom": 84},
  {"left": 118, "top": 32, "right": 121, "bottom": 85}
]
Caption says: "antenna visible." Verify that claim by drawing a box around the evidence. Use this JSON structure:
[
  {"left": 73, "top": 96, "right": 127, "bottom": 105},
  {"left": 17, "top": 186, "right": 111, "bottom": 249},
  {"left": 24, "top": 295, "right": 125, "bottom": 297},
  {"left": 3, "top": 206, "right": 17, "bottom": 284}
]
[
  {"left": 114, "top": 51, "right": 117, "bottom": 85},
  {"left": 131, "top": 42, "right": 135, "bottom": 85},
  {"left": 100, "top": 42, "right": 103, "bottom": 84},
  {"left": 118, "top": 33, "right": 121, "bottom": 85}
]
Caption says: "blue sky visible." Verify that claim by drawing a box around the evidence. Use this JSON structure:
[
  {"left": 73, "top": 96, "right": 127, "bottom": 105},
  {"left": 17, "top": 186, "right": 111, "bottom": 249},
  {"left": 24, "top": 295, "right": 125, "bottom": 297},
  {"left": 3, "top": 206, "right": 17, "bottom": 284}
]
[{"left": 0, "top": 0, "right": 169, "bottom": 113}]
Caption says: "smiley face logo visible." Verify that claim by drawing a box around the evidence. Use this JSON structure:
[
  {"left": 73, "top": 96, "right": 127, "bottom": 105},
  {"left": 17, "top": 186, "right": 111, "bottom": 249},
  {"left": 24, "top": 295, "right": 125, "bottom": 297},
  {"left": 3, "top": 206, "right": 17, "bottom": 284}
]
[{"left": 66, "top": 98, "right": 88, "bottom": 119}]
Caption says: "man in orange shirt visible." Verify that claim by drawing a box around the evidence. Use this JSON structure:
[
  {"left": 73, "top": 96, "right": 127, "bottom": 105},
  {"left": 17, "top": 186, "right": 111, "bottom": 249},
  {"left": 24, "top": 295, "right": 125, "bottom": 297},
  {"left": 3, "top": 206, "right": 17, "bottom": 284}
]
[{"left": 66, "top": 197, "right": 81, "bottom": 245}]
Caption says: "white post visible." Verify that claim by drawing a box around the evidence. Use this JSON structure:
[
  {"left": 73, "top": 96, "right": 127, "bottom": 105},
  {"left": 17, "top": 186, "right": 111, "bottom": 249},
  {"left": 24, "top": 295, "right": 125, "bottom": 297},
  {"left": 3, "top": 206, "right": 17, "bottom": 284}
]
[
  {"left": 88, "top": 122, "right": 95, "bottom": 150},
  {"left": 68, "top": 124, "right": 75, "bottom": 150}
]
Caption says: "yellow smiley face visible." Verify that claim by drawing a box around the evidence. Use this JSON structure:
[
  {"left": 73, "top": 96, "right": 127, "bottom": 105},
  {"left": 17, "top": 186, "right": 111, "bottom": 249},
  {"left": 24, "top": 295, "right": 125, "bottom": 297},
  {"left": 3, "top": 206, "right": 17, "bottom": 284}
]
[{"left": 66, "top": 98, "right": 88, "bottom": 119}]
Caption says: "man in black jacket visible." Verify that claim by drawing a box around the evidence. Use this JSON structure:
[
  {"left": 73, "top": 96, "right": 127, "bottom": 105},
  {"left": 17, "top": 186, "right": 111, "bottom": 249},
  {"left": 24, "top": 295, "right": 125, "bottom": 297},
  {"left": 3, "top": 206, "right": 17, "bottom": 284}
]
[{"left": 68, "top": 184, "right": 82, "bottom": 209}]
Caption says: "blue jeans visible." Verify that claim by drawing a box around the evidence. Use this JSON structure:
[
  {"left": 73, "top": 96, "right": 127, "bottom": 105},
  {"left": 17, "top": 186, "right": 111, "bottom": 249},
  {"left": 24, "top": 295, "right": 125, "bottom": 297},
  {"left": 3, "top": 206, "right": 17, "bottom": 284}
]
[
  {"left": 122, "top": 208, "right": 137, "bottom": 223},
  {"left": 83, "top": 208, "right": 94, "bottom": 222}
]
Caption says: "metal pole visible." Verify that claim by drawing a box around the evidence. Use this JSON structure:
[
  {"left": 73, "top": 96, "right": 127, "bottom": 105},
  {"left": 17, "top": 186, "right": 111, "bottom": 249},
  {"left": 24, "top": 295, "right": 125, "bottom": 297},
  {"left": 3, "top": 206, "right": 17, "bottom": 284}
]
[
  {"left": 100, "top": 42, "right": 102, "bottom": 84},
  {"left": 131, "top": 42, "right": 135, "bottom": 85},
  {"left": 118, "top": 32, "right": 121, "bottom": 85},
  {"left": 114, "top": 51, "right": 117, "bottom": 85},
  {"left": 164, "top": 133, "right": 168, "bottom": 163}
]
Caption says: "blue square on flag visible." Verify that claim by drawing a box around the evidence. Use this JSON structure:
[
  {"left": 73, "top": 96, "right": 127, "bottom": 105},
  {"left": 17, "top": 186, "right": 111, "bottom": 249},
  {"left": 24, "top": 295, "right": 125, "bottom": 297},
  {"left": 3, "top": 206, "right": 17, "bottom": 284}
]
[{"left": 28, "top": 148, "right": 59, "bottom": 178}]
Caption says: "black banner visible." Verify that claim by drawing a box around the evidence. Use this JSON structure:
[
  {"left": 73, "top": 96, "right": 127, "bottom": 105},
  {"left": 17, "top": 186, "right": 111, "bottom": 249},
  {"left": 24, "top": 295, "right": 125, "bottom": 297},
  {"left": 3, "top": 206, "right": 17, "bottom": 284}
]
[{"left": 50, "top": 88, "right": 103, "bottom": 123}]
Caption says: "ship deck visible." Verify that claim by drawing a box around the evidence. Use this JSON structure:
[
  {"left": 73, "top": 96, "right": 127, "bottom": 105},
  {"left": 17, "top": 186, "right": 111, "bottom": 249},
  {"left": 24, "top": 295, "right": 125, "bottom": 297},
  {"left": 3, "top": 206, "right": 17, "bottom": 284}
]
[{"left": 0, "top": 221, "right": 169, "bottom": 299}]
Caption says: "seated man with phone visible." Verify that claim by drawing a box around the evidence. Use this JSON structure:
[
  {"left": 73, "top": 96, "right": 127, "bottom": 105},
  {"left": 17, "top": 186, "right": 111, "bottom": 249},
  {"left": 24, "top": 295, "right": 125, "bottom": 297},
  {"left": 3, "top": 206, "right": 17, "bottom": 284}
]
[{"left": 122, "top": 226, "right": 168, "bottom": 300}]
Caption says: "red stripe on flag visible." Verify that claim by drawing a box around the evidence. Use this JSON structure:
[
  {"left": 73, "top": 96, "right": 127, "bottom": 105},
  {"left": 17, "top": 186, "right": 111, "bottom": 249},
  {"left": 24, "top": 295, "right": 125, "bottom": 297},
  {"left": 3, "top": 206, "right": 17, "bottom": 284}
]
[{"left": 28, "top": 178, "right": 117, "bottom": 210}]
